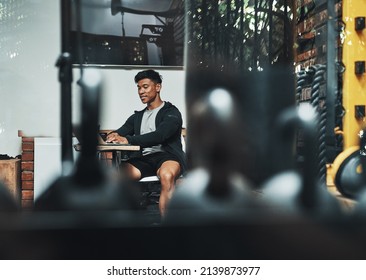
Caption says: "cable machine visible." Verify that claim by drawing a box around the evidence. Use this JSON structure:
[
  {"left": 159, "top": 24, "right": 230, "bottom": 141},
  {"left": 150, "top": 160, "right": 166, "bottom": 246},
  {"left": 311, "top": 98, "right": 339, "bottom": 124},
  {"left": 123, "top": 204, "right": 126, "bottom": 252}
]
[{"left": 331, "top": 0, "right": 366, "bottom": 198}]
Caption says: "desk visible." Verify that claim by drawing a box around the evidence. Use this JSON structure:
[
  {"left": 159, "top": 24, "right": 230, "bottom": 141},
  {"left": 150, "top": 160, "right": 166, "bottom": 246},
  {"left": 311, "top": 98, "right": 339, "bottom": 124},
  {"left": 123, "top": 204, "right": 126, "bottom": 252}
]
[{"left": 73, "top": 144, "right": 140, "bottom": 167}]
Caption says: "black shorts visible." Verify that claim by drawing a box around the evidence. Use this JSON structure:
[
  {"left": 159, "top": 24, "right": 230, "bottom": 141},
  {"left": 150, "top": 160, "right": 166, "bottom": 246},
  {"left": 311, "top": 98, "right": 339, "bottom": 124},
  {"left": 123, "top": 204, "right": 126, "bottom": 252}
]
[{"left": 127, "top": 152, "right": 181, "bottom": 178}]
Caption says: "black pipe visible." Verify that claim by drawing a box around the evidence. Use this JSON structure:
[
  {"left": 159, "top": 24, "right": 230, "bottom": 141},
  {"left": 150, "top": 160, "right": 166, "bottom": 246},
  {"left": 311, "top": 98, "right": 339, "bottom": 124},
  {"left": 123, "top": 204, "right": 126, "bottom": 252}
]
[
  {"left": 57, "top": 0, "right": 74, "bottom": 175},
  {"left": 253, "top": 0, "right": 258, "bottom": 69}
]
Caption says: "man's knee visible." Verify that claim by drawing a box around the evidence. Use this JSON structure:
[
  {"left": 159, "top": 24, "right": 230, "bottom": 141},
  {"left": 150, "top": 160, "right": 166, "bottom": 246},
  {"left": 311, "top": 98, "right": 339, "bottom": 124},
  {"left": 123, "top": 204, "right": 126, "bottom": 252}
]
[
  {"left": 157, "top": 160, "right": 181, "bottom": 182},
  {"left": 158, "top": 169, "right": 175, "bottom": 183}
]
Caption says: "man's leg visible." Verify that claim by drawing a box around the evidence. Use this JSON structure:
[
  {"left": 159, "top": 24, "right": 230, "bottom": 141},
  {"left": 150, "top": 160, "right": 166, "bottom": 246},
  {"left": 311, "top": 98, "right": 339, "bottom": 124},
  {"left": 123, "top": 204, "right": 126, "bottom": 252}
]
[
  {"left": 157, "top": 160, "right": 181, "bottom": 217},
  {"left": 122, "top": 163, "right": 142, "bottom": 180}
]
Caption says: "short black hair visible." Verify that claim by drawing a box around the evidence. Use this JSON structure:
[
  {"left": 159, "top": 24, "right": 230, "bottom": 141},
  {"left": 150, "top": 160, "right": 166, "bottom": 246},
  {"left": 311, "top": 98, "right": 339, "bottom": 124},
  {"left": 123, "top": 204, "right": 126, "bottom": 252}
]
[{"left": 134, "top": 69, "right": 162, "bottom": 84}]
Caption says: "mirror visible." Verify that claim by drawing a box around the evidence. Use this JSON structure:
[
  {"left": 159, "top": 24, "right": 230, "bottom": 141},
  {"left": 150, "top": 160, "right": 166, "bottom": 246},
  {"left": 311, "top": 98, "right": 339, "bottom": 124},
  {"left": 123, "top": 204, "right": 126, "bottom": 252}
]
[{"left": 68, "top": 0, "right": 185, "bottom": 67}]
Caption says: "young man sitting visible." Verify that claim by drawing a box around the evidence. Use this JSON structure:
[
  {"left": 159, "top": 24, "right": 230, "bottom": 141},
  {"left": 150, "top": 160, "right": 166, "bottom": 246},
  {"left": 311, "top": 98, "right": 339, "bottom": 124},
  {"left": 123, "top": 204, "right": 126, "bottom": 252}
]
[{"left": 106, "top": 69, "right": 187, "bottom": 217}]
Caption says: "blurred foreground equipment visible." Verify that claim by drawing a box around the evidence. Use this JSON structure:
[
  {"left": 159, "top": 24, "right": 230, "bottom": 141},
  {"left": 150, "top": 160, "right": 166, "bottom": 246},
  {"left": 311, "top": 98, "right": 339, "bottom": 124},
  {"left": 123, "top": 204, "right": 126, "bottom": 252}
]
[{"left": 35, "top": 69, "right": 140, "bottom": 212}]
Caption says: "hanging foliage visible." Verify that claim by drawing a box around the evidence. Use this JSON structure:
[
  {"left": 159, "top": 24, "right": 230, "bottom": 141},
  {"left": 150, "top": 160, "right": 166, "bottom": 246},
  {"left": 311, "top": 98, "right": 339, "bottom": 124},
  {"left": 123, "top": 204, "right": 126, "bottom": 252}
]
[{"left": 186, "top": 0, "right": 293, "bottom": 71}]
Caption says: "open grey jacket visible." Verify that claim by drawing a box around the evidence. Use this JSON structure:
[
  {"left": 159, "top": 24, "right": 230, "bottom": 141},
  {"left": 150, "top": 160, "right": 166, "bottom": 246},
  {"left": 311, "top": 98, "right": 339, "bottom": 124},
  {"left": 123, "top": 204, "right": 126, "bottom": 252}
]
[{"left": 115, "top": 102, "right": 187, "bottom": 173}]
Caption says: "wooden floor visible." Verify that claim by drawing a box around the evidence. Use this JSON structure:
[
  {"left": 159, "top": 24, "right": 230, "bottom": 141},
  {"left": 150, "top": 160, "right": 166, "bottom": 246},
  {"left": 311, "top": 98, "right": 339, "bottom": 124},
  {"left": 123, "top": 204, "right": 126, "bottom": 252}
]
[{"left": 326, "top": 164, "right": 357, "bottom": 212}]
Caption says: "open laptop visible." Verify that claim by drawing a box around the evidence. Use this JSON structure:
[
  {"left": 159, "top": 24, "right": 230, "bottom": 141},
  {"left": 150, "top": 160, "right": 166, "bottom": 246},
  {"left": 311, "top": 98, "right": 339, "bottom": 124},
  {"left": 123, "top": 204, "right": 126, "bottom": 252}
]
[
  {"left": 97, "top": 132, "right": 129, "bottom": 146},
  {"left": 73, "top": 127, "right": 139, "bottom": 149}
]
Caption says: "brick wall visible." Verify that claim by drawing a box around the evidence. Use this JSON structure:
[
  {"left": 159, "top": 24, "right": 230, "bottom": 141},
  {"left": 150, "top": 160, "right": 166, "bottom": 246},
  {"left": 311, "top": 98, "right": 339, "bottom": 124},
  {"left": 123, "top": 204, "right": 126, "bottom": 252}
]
[{"left": 19, "top": 132, "right": 34, "bottom": 209}]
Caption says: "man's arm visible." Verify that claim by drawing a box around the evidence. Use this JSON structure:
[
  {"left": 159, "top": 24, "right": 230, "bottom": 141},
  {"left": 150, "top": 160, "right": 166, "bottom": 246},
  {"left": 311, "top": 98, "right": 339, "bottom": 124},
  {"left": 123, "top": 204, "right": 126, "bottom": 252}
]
[
  {"left": 114, "top": 114, "right": 135, "bottom": 136},
  {"left": 106, "top": 133, "right": 129, "bottom": 144},
  {"left": 126, "top": 109, "right": 182, "bottom": 147},
  {"left": 106, "top": 114, "right": 135, "bottom": 143}
]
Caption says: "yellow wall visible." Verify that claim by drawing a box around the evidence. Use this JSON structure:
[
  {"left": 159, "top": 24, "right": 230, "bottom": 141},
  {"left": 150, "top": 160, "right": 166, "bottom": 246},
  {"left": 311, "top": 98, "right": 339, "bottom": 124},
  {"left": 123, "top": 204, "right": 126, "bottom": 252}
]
[{"left": 342, "top": 0, "right": 366, "bottom": 148}]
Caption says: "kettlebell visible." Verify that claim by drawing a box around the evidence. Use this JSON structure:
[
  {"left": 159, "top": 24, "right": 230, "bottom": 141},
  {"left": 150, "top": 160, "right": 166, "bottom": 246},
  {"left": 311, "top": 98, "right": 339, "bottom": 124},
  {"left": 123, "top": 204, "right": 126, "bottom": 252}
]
[
  {"left": 348, "top": 128, "right": 366, "bottom": 217},
  {"left": 165, "top": 88, "right": 260, "bottom": 223},
  {"left": 259, "top": 103, "right": 342, "bottom": 219}
]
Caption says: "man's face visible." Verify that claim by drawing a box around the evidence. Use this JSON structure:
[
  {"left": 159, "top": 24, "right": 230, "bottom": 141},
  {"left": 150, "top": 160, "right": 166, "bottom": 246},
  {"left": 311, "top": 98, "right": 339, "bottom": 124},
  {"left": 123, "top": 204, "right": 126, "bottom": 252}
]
[{"left": 137, "top": 78, "right": 161, "bottom": 104}]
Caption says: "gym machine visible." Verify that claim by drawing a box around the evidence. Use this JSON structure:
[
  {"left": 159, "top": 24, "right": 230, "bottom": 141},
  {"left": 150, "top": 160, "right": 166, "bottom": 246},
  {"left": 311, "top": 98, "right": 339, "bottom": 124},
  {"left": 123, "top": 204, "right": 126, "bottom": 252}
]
[{"left": 330, "top": 0, "right": 366, "bottom": 198}]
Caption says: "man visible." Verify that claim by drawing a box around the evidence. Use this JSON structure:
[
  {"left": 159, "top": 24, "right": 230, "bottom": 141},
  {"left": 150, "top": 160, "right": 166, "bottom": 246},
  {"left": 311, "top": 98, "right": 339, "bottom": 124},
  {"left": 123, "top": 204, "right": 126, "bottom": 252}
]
[{"left": 106, "top": 69, "right": 187, "bottom": 216}]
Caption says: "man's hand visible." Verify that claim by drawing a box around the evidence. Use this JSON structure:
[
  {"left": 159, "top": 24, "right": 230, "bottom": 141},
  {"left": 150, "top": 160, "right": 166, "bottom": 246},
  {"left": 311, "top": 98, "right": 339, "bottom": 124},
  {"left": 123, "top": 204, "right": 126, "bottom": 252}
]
[{"left": 106, "top": 132, "right": 129, "bottom": 144}]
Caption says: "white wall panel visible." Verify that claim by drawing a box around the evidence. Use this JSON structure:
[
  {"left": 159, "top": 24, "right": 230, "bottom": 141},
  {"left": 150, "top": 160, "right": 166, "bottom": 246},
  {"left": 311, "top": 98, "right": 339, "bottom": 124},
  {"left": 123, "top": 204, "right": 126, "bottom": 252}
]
[{"left": 0, "top": 0, "right": 186, "bottom": 158}]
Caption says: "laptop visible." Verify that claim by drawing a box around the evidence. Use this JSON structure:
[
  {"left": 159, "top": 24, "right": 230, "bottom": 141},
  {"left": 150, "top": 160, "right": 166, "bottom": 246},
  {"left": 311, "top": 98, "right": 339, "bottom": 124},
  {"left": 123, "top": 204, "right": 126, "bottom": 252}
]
[
  {"left": 97, "top": 132, "right": 128, "bottom": 146},
  {"left": 73, "top": 127, "right": 138, "bottom": 148},
  {"left": 97, "top": 133, "right": 141, "bottom": 154}
]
